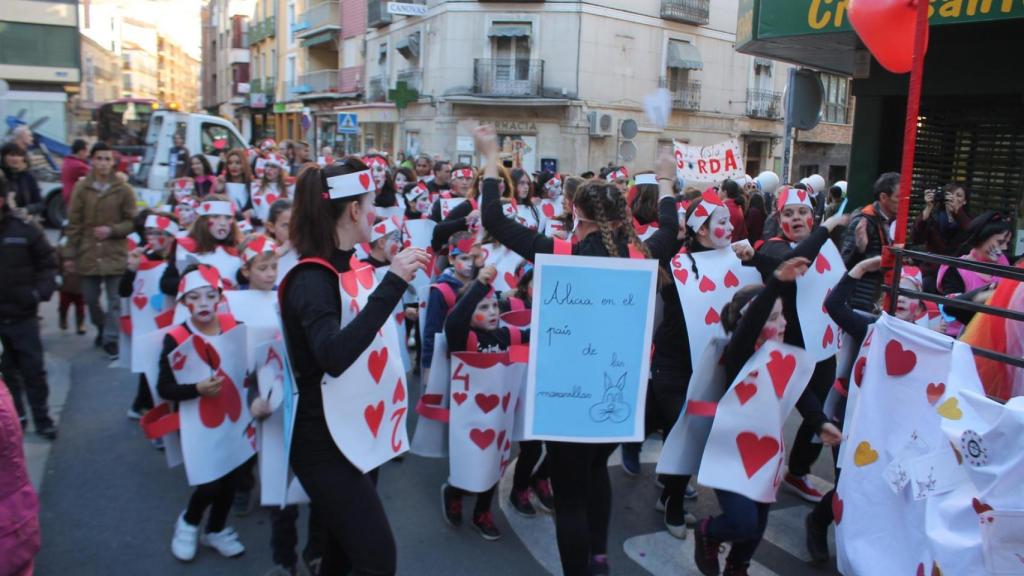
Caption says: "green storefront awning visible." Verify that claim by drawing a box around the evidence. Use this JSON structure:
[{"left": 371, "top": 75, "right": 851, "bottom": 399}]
[
  {"left": 667, "top": 40, "right": 703, "bottom": 70},
  {"left": 737, "top": 0, "right": 1024, "bottom": 74},
  {"left": 487, "top": 24, "right": 531, "bottom": 38}
]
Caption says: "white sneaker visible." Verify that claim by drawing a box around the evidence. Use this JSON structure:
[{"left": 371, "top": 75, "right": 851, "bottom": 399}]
[
  {"left": 201, "top": 526, "right": 246, "bottom": 557},
  {"left": 171, "top": 513, "right": 199, "bottom": 562}
]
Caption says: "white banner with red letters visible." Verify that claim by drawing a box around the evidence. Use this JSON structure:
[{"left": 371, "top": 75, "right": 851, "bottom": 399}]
[{"left": 673, "top": 139, "right": 745, "bottom": 183}]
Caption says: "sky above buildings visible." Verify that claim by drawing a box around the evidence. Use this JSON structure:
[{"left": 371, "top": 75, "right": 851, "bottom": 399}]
[{"left": 83, "top": 0, "right": 206, "bottom": 59}]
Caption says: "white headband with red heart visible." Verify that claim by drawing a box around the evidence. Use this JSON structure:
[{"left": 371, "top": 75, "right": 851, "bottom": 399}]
[
  {"left": 197, "top": 201, "right": 234, "bottom": 217},
  {"left": 775, "top": 186, "right": 814, "bottom": 211},
  {"left": 686, "top": 190, "right": 725, "bottom": 232},
  {"left": 144, "top": 214, "right": 180, "bottom": 235},
  {"left": 606, "top": 168, "right": 629, "bottom": 182},
  {"left": 452, "top": 168, "right": 474, "bottom": 180},
  {"left": 544, "top": 174, "right": 563, "bottom": 192},
  {"left": 177, "top": 265, "right": 222, "bottom": 300},
  {"left": 370, "top": 217, "right": 400, "bottom": 242},
  {"left": 364, "top": 156, "right": 389, "bottom": 169},
  {"left": 326, "top": 169, "right": 376, "bottom": 199},
  {"left": 241, "top": 234, "right": 277, "bottom": 263},
  {"left": 410, "top": 181, "right": 430, "bottom": 200}
]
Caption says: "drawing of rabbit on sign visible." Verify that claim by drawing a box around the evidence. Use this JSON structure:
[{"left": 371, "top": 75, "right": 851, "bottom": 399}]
[{"left": 590, "top": 373, "right": 631, "bottom": 424}]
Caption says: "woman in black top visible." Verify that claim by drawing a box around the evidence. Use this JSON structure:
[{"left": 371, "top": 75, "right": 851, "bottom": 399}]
[
  {"left": 278, "top": 158, "right": 428, "bottom": 576},
  {"left": 476, "top": 125, "right": 680, "bottom": 576}
]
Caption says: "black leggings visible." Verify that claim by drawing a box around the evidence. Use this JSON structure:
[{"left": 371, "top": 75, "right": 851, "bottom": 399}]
[
  {"left": 811, "top": 447, "right": 842, "bottom": 528},
  {"left": 513, "top": 440, "right": 549, "bottom": 491},
  {"left": 788, "top": 356, "right": 836, "bottom": 476},
  {"left": 292, "top": 435, "right": 396, "bottom": 576},
  {"left": 270, "top": 504, "right": 326, "bottom": 568},
  {"left": 450, "top": 485, "right": 496, "bottom": 515},
  {"left": 183, "top": 464, "right": 247, "bottom": 533},
  {"left": 546, "top": 441, "right": 617, "bottom": 576}
]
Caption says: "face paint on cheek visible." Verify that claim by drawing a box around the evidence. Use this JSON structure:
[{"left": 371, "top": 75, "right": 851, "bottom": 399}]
[
  {"left": 781, "top": 222, "right": 791, "bottom": 236},
  {"left": 805, "top": 216, "right": 814, "bottom": 230},
  {"left": 366, "top": 212, "right": 376, "bottom": 228},
  {"left": 473, "top": 314, "right": 485, "bottom": 323},
  {"left": 713, "top": 227, "right": 726, "bottom": 239}
]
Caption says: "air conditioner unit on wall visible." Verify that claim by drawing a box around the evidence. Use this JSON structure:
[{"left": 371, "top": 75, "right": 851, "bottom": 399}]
[{"left": 587, "top": 111, "right": 614, "bottom": 137}]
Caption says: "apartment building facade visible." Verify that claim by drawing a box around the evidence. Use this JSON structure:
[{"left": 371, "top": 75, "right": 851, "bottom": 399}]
[
  {"left": 201, "top": 0, "right": 254, "bottom": 138},
  {"left": 356, "top": 0, "right": 800, "bottom": 175}
]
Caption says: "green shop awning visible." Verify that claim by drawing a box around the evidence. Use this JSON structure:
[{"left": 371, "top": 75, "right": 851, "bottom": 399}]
[
  {"left": 487, "top": 24, "right": 531, "bottom": 38},
  {"left": 736, "top": 0, "right": 1024, "bottom": 74},
  {"left": 667, "top": 40, "right": 703, "bottom": 70}
]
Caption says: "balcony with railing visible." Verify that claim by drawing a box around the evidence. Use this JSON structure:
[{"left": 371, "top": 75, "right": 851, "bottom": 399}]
[
  {"left": 294, "top": 69, "right": 339, "bottom": 95},
  {"left": 824, "top": 102, "right": 849, "bottom": 124},
  {"left": 672, "top": 80, "right": 701, "bottom": 111},
  {"left": 249, "top": 16, "right": 277, "bottom": 45},
  {"left": 367, "top": 0, "right": 392, "bottom": 28},
  {"left": 296, "top": 1, "right": 340, "bottom": 38},
  {"left": 250, "top": 76, "right": 275, "bottom": 95},
  {"left": 472, "top": 59, "right": 544, "bottom": 97},
  {"left": 661, "top": 0, "right": 710, "bottom": 26},
  {"left": 747, "top": 89, "right": 782, "bottom": 119},
  {"left": 396, "top": 69, "right": 422, "bottom": 93},
  {"left": 367, "top": 75, "right": 388, "bottom": 102}
]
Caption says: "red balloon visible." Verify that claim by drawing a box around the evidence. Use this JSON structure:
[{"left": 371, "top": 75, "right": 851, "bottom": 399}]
[{"left": 848, "top": 0, "right": 930, "bottom": 74}]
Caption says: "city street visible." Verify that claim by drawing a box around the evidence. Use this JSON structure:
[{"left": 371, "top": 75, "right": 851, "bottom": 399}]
[{"left": 26, "top": 279, "right": 840, "bottom": 576}]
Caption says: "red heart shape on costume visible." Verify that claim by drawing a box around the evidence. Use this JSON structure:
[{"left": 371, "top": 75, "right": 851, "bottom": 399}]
[
  {"left": 735, "top": 432, "right": 780, "bottom": 478},
  {"left": 357, "top": 265, "right": 375, "bottom": 289},
  {"left": 797, "top": 189, "right": 807, "bottom": 203},
  {"left": 375, "top": 224, "right": 387, "bottom": 234},
  {"left": 359, "top": 173, "right": 372, "bottom": 190},
  {"left": 694, "top": 203, "right": 709, "bottom": 218},
  {"left": 395, "top": 312, "right": 405, "bottom": 326},
  {"left": 885, "top": 340, "right": 917, "bottom": 376},
  {"left": 496, "top": 430, "right": 506, "bottom": 454},
  {"left": 193, "top": 336, "right": 221, "bottom": 370},
  {"left": 542, "top": 203, "right": 555, "bottom": 218},
  {"left": 254, "top": 197, "right": 263, "bottom": 207},
  {"left": 767, "top": 350, "right": 796, "bottom": 398},
  {"left": 171, "top": 350, "right": 187, "bottom": 371},
  {"left": 704, "top": 307, "right": 720, "bottom": 325},
  {"left": 971, "top": 497, "right": 993, "bottom": 515},
  {"left": 452, "top": 392, "right": 467, "bottom": 406},
  {"left": 504, "top": 438, "right": 511, "bottom": 451},
  {"left": 853, "top": 356, "right": 867, "bottom": 387},
  {"left": 469, "top": 428, "right": 496, "bottom": 450},
  {"left": 673, "top": 268, "right": 688, "bottom": 285},
  {"left": 724, "top": 270, "right": 739, "bottom": 288},
  {"left": 156, "top": 216, "right": 171, "bottom": 229},
  {"left": 501, "top": 392, "right": 511, "bottom": 413},
  {"left": 926, "top": 382, "right": 945, "bottom": 405},
  {"left": 132, "top": 293, "right": 148, "bottom": 310},
  {"left": 368, "top": 348, "right": 388, "bottom": 383},
  {"left": 699, "top": 276, "right": 716, "bottom": 293},
  {"left": 822, "top": 324, "right": 835, "bottom": 348},
  {"left": 832, "top": 492, "right": 844, "bottom": 525},
  {"left": 475, "top": 393, "right": 500, "bottom": 414},
  {"left": 266, "top": 194, "right": 278, "bottom": 204},
  {"left": 393, "top": 378, "right": 406, "bottom": 404},
  {"left": 202, "top": 202, "right": 211, "bottom": 212},
  {"left": 504, "top": 272, "right": 518, "bottom": 289},
  {"left": 815, "top": 254, "right": 831, "bottom": 274},
  {"left": 734, "top": 381, "right": 757, "bottom": 405},
  {"left": 848, "top": 0, "right": 928, "bottom": 74},
  {"left": 198, "top": 369, "right": 241, "bottom": 428},
  {"left": 364, "top": 401, "right": 385, "bottom": 437}
]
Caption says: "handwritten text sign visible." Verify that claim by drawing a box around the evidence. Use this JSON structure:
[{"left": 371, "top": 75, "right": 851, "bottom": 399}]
[
  {"left": 674, "top": 139, "right": 745, "bottom": 183},
  {"left": 524, "top": 254, "right": 658, "bottom": 442}
]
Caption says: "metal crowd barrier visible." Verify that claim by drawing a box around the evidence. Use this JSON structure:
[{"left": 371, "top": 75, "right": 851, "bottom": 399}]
[{"left": 886, "top": 246, "right": 1024, "bottom": 370}]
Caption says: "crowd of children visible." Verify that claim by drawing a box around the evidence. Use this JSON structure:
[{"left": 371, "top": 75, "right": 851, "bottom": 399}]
[{"left": 105, "top": 128, "right": 1022, "bottom": 576}]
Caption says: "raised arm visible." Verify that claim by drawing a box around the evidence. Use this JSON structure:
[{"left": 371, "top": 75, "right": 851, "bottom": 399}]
[{"left": 445, "top": 277, "right": 492, "bottom": 352}]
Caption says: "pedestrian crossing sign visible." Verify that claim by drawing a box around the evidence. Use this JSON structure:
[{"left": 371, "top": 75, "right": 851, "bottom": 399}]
[{"left": 337, "top": 113, "right": 359, "bottom": 134}]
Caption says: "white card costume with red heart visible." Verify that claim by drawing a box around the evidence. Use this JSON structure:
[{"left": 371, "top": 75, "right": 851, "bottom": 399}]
[
  {"left": 411, "top": 332, "right": 451, "bottom": 458},
  {"left": 539, "top": 198, "right": 563, "bottom": 221},
  {"left": 129, "top": 258, "right": 176, "bottom": 372},
  {"left": 372, "top": 266, "right": 413, "bottom": 374},
  {"left": 939, "top": 391, "right": 1024, "bottom": 576},
  {"left": 250, "top": 182, "right": 281, "bottom": 222},
  {"left": 670, "top": 247, "right": 761, "bottom": 370},
  {"left": 514, "top": 204, "right": 545, "bottom": 231},
  {"left": 402, "top": 219, "right": 437, "bottom": 292},
  {"left": 319, "top": 259, "right": 409, "bottom": 472},
  {"left": 697, "top": 340, "right": 815, "bottom": 503},
  {"left": 222, "top": 290, "right": 281, "bottom": 359},
  {"left": 254, "top": 339, "right": 308, "bottom": 507},
  {"left": 447, "top": 352, "right": 524, "bottom": 492},
  {"left": 440, "top": 198, "right": 467, "bottom": 220},
  {"left": 633, "top": 221, "right": 659, "bottom": 242},
  {"left": 175, "top": 238, "right": 242, "bottom": 290},
  {"left": 795, "top": 239, "right": 847, "bottom": 361},
  {"left": 481, "top": 243, "right": 525, "bottom": 293},
  {"left": 656, "top": 338, "right": 729, "bottom": 476},
  {"left": 170, "top": 324, "right": 256, "bottom": 485},
  {"left": 835, "top": 314, "right": 987, "bottom": 576}
]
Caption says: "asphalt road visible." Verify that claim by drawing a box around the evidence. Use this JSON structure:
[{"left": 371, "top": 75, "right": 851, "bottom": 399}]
[{"left": 26, "top": 290, "right": 842, "bottom": 576}]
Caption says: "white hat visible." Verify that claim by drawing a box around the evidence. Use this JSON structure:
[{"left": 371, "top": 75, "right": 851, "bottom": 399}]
[
  {"left": 801, "top": 174, "right": 826, "bottom": 195},
  {"left": 754, "top": 171, "right": 780, "bottom": 194},
  {"left": 196, "top": 200, "right": 234, "bottom": 217}
]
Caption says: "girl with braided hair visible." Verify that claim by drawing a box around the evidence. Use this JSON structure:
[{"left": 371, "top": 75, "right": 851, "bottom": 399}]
[{"left": 476, "top": 125, "right": 681, "bottom": 576}]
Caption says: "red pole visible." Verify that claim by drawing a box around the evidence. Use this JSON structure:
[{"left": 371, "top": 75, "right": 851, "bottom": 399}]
[{"left": 884, "top": 0, "right": 931, "bottom": 271}]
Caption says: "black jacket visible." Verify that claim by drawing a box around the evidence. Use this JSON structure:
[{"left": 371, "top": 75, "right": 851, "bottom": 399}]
[
  {"left": 1, "top": 168, "right": 43, "bottom": 217},
  {"left": 0, "top": 208, "right": 57, "bottom": 319},
  {"left": 839, "top": 202, "right": 891, "bottom": 312}
]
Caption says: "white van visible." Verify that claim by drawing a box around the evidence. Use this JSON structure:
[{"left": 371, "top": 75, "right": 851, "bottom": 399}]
[{"left": 132, "top": 110, "right": 250, "bottom": 206}]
